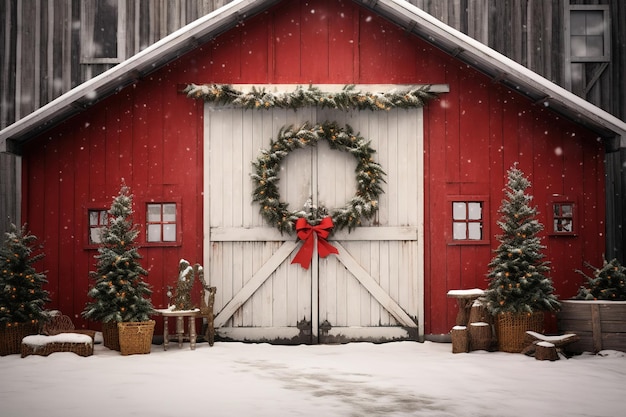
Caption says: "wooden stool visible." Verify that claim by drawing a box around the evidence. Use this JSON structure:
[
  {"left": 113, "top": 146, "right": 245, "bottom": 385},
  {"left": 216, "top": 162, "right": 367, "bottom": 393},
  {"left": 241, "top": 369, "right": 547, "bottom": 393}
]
[
  {"left": 469, "top": 322, "right": 492, "bottom": 351},
  {"left": 451, "top": 325, "right": 468, "bottom": 353},
  {"left": 468, "top": 300, "right": 492, "bottom": 325},
  {"left": 447, "top": 289, "right": 485, "bottom": 326},
  {"left": 535, "top": 341, "right": 559, "bottom": 361}
]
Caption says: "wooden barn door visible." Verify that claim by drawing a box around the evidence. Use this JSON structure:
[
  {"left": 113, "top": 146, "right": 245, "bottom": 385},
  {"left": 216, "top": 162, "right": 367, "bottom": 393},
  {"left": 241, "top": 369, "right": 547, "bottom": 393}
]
[{"left": 204, "top": 103, "right": 423, "bottom": 344}]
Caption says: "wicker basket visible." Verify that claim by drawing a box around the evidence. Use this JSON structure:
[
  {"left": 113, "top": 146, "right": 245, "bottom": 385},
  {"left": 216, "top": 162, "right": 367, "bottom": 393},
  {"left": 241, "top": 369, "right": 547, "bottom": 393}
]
[
  {"left": 102, "top": 321, "right": 121, "bottom": 351},
  {"left": 0, "top": 321, "right": 38, "bottom": 356},
  {"left": 117, "top": 320, "right": 155, "bottom": 355},
  {"left": 495, "top": 311, "right": 544, "bottom": 353}
]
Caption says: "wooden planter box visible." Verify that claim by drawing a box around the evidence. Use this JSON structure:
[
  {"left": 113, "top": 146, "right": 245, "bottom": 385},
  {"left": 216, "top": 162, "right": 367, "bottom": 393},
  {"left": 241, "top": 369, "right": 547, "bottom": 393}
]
[{"left": 557, "top": 300, "right": 626, "bottom": 353}]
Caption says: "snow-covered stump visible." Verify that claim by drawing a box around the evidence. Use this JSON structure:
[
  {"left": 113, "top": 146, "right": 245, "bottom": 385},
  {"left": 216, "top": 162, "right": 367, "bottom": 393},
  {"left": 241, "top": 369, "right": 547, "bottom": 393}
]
[
  {"left": 21, "top": 333, "right": 94, "bottom": 357},
  {"left": 451, "top": 325, "right": 468, "bottom": 353},
  {"left": 535, "top": 341, "right": 558, "bottom": 361},
  {"left": 521, "top": 331, "right": 580, "bottom": 358},
  {"left": 469, "top": 322, "right": 492, "bottom": 351},
  {"left": 468, "top": 299, "right": 492, "bottom": 326}
]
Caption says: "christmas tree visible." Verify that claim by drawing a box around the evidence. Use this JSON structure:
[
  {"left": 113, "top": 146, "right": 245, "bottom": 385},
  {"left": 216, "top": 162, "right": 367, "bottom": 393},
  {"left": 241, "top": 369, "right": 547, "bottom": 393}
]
[
  {"left": 485, "top": 165, "right": 560, "bottom": 314},
  {"left": 575, "top": 258, "right": 626, "bottom": 301},
  {"left": 83, "top": 185, "right": 154, "bottom": 323},
  {"left": 0, "top": 224, "right": 50, "bottom": 326}
]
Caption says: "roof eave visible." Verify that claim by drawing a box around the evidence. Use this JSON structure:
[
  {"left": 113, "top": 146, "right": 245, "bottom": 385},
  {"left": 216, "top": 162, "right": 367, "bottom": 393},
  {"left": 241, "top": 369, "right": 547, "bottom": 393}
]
[
  {"left": 358, "top": 0, "right": 626, "bottom": 145},
  {"left": 0, "top": 0, "right": 282, "bottom": 154}
]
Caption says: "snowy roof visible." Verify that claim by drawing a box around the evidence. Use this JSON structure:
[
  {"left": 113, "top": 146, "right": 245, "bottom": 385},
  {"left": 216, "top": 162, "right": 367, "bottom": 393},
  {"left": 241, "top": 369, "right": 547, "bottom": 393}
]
[{"left": 1, "top": 0, "right": 625, "bottom": 154}]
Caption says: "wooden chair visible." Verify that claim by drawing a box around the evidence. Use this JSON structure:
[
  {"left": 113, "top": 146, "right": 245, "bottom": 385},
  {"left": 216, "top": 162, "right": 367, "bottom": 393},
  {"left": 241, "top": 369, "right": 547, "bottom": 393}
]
[{"left": 199, "top": 284, "right": 217, "bottom": 346}]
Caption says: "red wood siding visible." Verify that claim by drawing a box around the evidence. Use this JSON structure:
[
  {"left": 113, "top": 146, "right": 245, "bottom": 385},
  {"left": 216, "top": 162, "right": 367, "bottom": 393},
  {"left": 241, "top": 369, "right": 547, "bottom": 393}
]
[{"left": 21, "top": 0, "right": 605, "bottom": 336}]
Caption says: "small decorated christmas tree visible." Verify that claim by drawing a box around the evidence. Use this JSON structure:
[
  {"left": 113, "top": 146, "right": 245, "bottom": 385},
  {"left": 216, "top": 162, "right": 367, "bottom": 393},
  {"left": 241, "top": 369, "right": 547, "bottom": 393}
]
[
  {"left": 485, "top": 165, "right": 560, "bottom": 315},
  {"left": 0, "top": 224, "right": 50, "bottom": 326},
  {"left": 83, "top": 184, "right": 154, "bottom": 324},
  {"left": 575, "top": 258, "right": 626, "bottom": 301}
]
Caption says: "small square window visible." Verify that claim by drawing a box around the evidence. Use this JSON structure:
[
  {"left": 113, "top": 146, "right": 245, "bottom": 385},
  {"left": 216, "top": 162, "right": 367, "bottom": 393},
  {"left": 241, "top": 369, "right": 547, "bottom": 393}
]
[
  {"left": 88, "top": 209, "right": 108, "bottom": 244},
  {"left": 452, "top": 201, "right": 483, "bottom": 241},
  {"left": 146, "top": 203, "right": 178, "bottom": 243},
  {"left": 551, "top": 201, "right": 576, "bottom": 235},
  {"left": 448, "top": 197, "right": 489, "bottom": 245}
]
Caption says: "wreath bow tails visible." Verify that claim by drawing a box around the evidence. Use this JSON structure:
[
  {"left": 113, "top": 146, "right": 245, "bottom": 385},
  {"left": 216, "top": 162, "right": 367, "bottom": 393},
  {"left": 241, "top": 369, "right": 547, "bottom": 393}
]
[{"left": 291, "top": 217, "right": 339, "bottom": 270}]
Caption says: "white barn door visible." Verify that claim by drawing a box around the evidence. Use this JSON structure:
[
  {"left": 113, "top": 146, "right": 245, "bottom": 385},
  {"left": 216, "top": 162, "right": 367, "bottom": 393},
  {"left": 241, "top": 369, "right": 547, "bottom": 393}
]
[{"left": 204, "top": 103, "right": 424, "bottom": 344}]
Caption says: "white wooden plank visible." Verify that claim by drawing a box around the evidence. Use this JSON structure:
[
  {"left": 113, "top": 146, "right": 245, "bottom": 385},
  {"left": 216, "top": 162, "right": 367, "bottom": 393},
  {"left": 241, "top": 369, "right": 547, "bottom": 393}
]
[
  {"left": 335, "top": 242, "right": 417, "bottom": 328},
  {"left": 214, "top": 241, "right": 298, "bottom": 327},
  {"left": 210, "top": 226, "right": 419, "bottom": 241}
]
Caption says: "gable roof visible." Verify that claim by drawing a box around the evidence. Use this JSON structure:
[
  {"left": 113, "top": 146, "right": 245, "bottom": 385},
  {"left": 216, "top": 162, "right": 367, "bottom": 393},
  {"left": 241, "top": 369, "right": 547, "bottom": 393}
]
[{"left": 2, "top": 0, "right": 625, "bottom": 154}]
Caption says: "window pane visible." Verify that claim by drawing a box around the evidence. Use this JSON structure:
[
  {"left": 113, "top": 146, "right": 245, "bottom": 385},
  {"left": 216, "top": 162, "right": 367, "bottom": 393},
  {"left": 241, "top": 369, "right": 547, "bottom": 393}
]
[
  {"left": 468, "top": 223, "right": 482, "bottom": 240},
  {"left": 585, "top": 36, "right": 603, "bottom": 57},
  {"left": 147, "top": 224, "right": 161, "bottom": 242},
  {"left": 99, "top": 211, "right": 108, "bottom": 224},
  {"left": 92, "top": 0, "right": 118, "bottom": 58},
  {"left": 452, "top": 202, "right": 466, "bottom": 220},
  {"left": 468, "top": 202, "right": 482, "bottom": 220},
  {"left": 453, "top": 222, "right": 467, "bottom": 240},
  {"left": 163, "top": 224, "right": 176, "bottom": 242},
  {"left": 571, "top": 36, "right": 587, "bottom": 57},
  {"left": 147, "top": 204, "right": 162, "bottom": 222},
  {"left": 163, "top": 204, "right": 176, "bottom": 222},
  {"left": 89, "top": 211, "right": 100, "bottom": 226},
  {"left": 90, "top": 228, "right": 103, "bottom": 244},
  {"left": 585, "top": 11, "right": 604, "bottom": 36},
  {"left": 570, "top": 12, "right": 586, "bottom": 35},
  {"left": 561, "top": 204, "right": 573, "bottom": 216}
]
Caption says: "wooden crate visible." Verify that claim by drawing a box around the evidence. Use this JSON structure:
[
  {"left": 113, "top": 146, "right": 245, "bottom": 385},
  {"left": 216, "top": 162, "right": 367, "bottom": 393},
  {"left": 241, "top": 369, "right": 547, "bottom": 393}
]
[{"left": 557, "top": 300, "right": 626, "bottom": 353}]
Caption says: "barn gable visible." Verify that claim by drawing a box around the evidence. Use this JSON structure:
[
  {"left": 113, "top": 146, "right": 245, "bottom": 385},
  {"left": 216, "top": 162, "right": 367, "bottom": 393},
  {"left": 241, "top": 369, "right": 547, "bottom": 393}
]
[{"left": 1, "top": 0, "right": 623, "bottom": 342}]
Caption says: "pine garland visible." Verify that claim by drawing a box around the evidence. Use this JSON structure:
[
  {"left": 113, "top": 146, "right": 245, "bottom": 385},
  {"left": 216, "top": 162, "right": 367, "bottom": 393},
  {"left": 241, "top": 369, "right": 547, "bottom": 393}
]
[
  {"left": 252, "top": 122, "right": 385, "bottom": 234},
  {"left": 184, "top": 83, "right": 437, "bottom": 111}
]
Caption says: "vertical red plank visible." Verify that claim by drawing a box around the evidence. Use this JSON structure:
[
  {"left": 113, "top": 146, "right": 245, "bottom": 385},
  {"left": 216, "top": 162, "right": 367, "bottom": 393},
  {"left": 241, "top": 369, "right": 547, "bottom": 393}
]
[
  {"left": 272, "top": 0, "right": 301, "bottom": 82},
  {"left": 43, "top": 133, "right": 61, "bottom": 312},
  {"left": 328, "top": 0, "right": 356, "bottom": 82},
  {"left": 73, "top": 121, "right": 91, "bottom": 329},
  {"left": 300, "top": 0, "right": 330, "bottom": 82},
  {"left": 240, "top": 13, "right": 270, "bottom": 83}
]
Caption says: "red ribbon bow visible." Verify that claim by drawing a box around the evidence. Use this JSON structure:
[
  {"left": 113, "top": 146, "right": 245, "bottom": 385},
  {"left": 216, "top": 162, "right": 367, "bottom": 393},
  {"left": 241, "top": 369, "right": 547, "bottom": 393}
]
[{"left": 291, "top": 217, "right": 339, "bottom": 270}]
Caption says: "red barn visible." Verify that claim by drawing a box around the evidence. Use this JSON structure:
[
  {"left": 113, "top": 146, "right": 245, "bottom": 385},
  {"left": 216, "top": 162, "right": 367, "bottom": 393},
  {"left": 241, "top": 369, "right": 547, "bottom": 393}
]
[{"left": 1, "top": 0, "right": 625, "bottom": 343}]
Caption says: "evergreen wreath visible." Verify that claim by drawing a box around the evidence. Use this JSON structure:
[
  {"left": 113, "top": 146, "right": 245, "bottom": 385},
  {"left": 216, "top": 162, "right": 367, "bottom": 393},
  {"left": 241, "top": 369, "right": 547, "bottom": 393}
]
[
  {"left": 184, "top": 83, "right": 437, "bottom": 111},
  {"left": 252, "top": 121, "right": 385, "bottom": 234}
]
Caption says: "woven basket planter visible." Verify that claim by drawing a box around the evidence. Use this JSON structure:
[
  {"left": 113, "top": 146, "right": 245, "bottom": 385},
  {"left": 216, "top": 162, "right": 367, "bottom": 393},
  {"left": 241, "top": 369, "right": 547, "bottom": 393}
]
[
  {"left": 118, "top": 320, "right": 155, "bottom": 355},
  {"left": 0, "top": 321, "right": 38, "bottom": 356},
  {"left": 495, "top": 311, "right": 544, "bottom": 353},
  {"left": 102, "top": 321, "right": 121, "bottom": 351}
]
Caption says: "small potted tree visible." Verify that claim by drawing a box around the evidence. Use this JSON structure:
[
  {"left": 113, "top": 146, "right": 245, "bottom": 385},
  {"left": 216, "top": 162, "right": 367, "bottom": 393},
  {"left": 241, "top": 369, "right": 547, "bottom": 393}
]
[
  {"left": 484, "top": 165, "right": 560, "bottom": 352},
  {"left": 83, "top": 184, "right": 155, "bottom": 354},
  {"left": 558, "top": 258, "right": 626, "bottom": 353},
  {"left": 0, "top": 224, "right": 50, "bottom": 355}
]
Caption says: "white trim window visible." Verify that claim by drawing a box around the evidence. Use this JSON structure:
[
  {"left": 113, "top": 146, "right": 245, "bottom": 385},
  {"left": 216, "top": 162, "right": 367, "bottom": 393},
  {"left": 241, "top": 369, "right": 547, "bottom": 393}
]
[{"left": 146, "top": 203, "right": 178, "bottom": 244}]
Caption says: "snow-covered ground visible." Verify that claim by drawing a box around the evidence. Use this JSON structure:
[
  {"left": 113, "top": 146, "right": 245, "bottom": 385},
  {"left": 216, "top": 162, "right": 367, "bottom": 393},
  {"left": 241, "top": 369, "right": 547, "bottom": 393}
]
[{"left": 1, "top": 339, "right": 624, "bottom": 417}]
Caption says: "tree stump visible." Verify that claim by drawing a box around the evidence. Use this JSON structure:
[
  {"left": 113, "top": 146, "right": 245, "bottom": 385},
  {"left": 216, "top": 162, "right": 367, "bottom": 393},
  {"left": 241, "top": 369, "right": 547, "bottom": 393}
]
[
  {"left": 451, "top": 325, "right": 468, "bottom": 353},
  {"left": 469, "top": 322, "right": 492, "bottom": 351},
  {"left": 535, "top": 341, "right": 559, "bottom": 361},
  {"left": 468, "top": 300, "right": 492, "bottom": 325}
]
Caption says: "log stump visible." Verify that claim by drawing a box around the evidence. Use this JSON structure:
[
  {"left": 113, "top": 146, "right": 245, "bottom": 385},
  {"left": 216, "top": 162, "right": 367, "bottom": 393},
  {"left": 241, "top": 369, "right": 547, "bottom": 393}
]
[
  {"left": 535, "top": 341, "right": 559, "bottom": 361},
  {"left": 468, "top": 300, "right": 492, "bottom": 325},
  {"left": 469, "top": 322, "right": 492, "bottom": 351},
  {"left": 451, "top": 325, "right": 468, "bottom": 353}
]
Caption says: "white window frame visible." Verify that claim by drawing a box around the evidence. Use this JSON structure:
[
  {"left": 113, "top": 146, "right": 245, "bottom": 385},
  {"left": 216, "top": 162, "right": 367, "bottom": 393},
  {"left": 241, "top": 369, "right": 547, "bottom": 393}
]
[
  {"left": 80, "top": 0, "right": 126, "bottom": 64},
  {"left": 565, "top": 4, "right": 610, "bottom": 64}
]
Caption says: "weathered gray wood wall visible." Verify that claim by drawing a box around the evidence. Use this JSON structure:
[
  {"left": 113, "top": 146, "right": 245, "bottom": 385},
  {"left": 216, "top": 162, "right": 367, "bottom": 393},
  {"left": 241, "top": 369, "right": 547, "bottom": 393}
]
[{"left": 1, "top": 0, "right": 625, "bottom": 250}]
